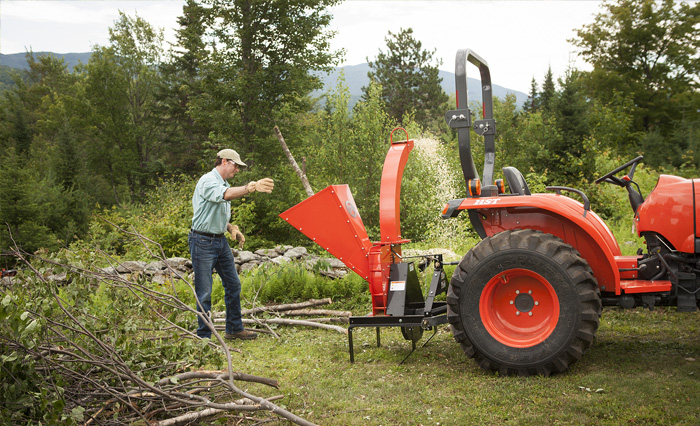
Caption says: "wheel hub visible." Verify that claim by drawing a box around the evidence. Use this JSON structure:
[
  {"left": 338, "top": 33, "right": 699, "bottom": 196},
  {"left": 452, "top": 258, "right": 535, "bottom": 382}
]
[
  {"left": 514, "top": 292, "right": 535, "bottom": 313},
  {"left": 480, "top": 268, "right": 560, "bottom": 348}
]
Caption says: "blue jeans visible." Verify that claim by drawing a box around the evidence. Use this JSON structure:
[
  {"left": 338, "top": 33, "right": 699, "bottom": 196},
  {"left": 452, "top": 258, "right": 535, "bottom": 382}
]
[{"left": 188, "top": 232, "right": 243, "bottom": 338}]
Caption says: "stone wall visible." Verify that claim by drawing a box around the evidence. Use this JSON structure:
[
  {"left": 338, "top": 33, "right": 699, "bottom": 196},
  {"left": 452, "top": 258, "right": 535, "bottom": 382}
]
[{"left": 25, "top": 246, "right": 350, "bottom": 285}]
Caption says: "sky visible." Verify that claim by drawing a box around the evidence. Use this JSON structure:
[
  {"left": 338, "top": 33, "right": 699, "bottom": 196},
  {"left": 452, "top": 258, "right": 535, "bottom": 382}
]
[{"left": 0, "top": 0, "right": 603, "bottom": 94}]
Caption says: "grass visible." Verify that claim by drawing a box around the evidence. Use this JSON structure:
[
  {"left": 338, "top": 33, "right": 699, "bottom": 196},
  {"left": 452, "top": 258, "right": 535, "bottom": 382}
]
[
  {"left": 223, "top": 306, "right": 700, "bottom": 425},
  {"left": 211, "top": 219, "right": 696, "bottom": 425}
]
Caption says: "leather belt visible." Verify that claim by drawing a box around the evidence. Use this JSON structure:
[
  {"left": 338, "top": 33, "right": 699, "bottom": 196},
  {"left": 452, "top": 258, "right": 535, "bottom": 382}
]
[{"left": 190, "top": 229, "right": 225, "bottom": 238}]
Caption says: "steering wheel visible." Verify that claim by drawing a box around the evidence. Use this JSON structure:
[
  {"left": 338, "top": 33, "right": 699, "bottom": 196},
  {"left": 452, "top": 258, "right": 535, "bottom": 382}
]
[{"left": 595, "top": 156, "right": 644, "bottom": 186}]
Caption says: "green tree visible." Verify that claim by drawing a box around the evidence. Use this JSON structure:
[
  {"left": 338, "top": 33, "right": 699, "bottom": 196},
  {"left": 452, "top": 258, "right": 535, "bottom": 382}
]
[
  {"left": 0, "top": 147, "right": 83, "bottom": 254},
  {"left": 0, "top": 54, "right": 60, "bottom": 157},
  {"left": 346, "top": 81, "right": 397, "bottom": 233},
  {"left": 159, "top": 0, "right": 212, "bottom": 173},
  {"left": 301, "top": 79, "right": 396, "bottom": 235},
  {"left": 79, "top": 12, "right": 166, "bottom": 203},
  {"left": 539, "top": 67, "right": 556, "bottom": 114},
  {"left": 522, "top": 77, "right": 539, "bottom": 112},
  {"left": 549, "top": 69, "right": 593, "bottom": 182},
  {"left": 366, "top": 27, "right": 448, "bottom": 129},
  {"left": 0, "top": 53, "right": 92, "bottom": 255},
  {"left": 197, "top": 0, "right": 343, "bottom": 165},
  {"left": 310, "top": 73, "right": 354, "bottom": 185},
  {"left": 2, "top": 86, "right": 33, "bottom": 156},
  {"left": 572, "top": 0, "right": 700, "bottom": 135}
]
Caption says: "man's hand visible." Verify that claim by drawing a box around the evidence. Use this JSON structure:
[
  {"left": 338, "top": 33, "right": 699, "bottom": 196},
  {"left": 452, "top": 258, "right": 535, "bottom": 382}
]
[
  {"left": 229, "top": 225, "right": 245, "bottom": 249},
  {"left": 246, "top": 178, "right": 274, "bottom": 194}
]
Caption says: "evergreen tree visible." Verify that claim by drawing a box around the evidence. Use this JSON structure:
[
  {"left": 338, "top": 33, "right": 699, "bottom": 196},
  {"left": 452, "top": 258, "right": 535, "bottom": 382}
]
[
  {"left": 365, "top": 28, "right": 448, "bottom": 128},
  {"left": 540, "top": 67, "right": 556, "bottom": 114},
  {"left": 8, "top": 97, "right": 32, "bottom": 156},
  {"left": 550, "top": 69, "right": 593, "bottom": 181},
  {"left": 522, "top": 77, "right": 539, "bottom": 112},
  {"left": 159, "top": 0, "right": 211, "bottom": 173}
]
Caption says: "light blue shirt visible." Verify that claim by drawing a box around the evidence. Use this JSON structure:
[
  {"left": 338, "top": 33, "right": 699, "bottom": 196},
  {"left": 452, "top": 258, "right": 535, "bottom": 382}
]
[{"left": 191, "top": 168, "right": 230, "bottom": 234}]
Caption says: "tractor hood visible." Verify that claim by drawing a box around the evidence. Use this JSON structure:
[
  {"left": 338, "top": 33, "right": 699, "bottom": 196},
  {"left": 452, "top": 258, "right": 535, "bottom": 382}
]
[{"left": 635, "top": 175, "right": 699, "bottom": 254}]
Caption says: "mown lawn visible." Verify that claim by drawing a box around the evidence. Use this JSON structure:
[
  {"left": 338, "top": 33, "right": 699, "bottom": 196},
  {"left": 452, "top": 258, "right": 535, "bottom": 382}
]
[{"left": 226, "top": 307, "right": 700, "bottom": 425}]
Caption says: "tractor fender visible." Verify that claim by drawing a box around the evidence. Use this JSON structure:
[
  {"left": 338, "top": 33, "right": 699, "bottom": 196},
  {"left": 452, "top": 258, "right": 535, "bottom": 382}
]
[{"left": 448, "top": 193, "right": 622, "bottom": 294}]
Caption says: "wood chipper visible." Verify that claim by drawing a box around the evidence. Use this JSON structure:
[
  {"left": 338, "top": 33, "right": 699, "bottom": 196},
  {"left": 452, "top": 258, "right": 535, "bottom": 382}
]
[
  {"left": 282, "top": 48, "right": 700, "bottom": 376},
  {"left": 280, "top": 128, "right": 451, "bottom": 362}
]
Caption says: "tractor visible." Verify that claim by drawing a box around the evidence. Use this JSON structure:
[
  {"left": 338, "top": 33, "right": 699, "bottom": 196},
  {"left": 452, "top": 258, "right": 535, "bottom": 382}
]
[{"left": 280, "top": 49, "right": 700, "bottom": 376}]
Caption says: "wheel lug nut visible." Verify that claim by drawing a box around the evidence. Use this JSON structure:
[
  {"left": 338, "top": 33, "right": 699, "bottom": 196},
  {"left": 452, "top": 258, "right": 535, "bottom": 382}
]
[
  {"left": 528, "top": 312, "right": 533, "bottom": 316},
  {"left": 515, "top": 290, "right": 520, "bottom": 294},
  {"left": 516, "top": 311, "right": 521, "bottom": 316},
  {"left": 510, "top": 300, "right": 514, "bottom": 305},
  {"left": 528, "top": 290, "right": 533, "bottom": 295},
  {"left": 535, "top": 301, "right": 539, "bottom": 306}
]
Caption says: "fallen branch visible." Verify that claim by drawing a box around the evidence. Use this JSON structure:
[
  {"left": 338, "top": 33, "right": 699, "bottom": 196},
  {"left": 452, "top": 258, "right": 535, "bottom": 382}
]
[
  {"left": 242, "top": 318, "right": 347, "bottom": 334},
  {"left": 155, "top": 407, "right": 232, "bottom": 426},
  {"left": 155, "top": 396, "right": 284, "bottom": 426},
  {"left": 282, "top": 309, "right": 351, "bottom": 317},
  {"left": 274, "top": 125, "right": 314, "bottom": 198},
  {"left": 293, "top": 317, "right": 349, "bottom": 324},
  {"left": 157, "top": 370, "right": 279, "bottom": 389},
  {"left": 241, "top": 298, "right": 332, "bottom": 316}
]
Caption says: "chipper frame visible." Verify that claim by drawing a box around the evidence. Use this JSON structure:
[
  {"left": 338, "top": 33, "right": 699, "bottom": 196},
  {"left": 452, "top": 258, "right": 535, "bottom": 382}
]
[{"left": 280, "top": 129, "right": 449, "bottom": 362}]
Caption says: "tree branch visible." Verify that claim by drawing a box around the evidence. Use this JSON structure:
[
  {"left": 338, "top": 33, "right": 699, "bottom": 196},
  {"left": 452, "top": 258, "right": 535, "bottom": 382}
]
[{"left": 274, "top": 125, "right": 314, "bottom": 197}]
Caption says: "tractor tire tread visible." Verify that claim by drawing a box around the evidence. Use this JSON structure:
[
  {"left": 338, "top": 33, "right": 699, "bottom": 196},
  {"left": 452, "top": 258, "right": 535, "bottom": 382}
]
[{"left": 446, "top": 229, "right": 602, "bottom": 376}]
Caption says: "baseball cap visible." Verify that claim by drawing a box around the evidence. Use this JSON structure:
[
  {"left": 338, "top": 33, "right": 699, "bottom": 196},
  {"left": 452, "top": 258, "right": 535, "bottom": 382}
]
[{"left": 217, "top": 149, "right": 247, "bottom": 167}]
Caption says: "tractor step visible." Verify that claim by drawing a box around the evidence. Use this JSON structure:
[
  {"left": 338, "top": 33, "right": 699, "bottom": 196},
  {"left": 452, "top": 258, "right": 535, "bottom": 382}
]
[{"left": 619, "top": 279, "right": 672, "bottom": 293}]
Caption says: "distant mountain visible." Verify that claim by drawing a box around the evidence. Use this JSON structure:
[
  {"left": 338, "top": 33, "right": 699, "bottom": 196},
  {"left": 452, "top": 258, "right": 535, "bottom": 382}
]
[
  {"left": 0, "top": 52, "right": 527, "bottom": 108},
  {"left": 0, "top": 52, "right": 93, "bottom": 71},
  {"left": 317, "top": 62, "right": 528, "bottom": 108}
]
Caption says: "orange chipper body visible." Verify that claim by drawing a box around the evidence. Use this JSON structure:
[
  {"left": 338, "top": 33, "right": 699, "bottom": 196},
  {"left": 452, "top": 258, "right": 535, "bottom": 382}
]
[{"left": 279, "top": 129, "right": 413, "bottom": 315}]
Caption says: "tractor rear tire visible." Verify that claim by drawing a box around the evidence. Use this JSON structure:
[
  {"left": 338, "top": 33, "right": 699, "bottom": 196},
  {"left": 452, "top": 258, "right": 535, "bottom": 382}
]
[{"left": 446, "top": 229, "right": 601, "bottom": 376}]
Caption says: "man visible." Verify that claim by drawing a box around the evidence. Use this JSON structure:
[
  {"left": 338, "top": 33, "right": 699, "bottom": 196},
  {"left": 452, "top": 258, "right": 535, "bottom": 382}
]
[{"left": 189, "top": 148, "right": 274, "bottom": 340}]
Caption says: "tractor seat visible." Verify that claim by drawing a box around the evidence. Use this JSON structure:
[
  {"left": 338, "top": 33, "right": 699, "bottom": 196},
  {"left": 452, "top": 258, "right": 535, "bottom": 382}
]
[{"left": 502, "top": 167, "right": 531, "bottom": 195}]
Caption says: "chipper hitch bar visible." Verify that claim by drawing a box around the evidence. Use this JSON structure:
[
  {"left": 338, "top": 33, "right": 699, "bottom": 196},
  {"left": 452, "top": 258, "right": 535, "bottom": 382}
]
[{"left": 280, "top": 129, "right": 451, "bottom": 362}]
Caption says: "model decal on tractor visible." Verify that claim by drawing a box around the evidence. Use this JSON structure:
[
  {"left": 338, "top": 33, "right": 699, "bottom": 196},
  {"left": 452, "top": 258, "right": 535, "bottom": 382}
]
[
  {"left": 474, "top": 199, "right": 500, "bottom": 205},
  {"left": 281, "top": 48, "right": 700, "bottom": 376}
]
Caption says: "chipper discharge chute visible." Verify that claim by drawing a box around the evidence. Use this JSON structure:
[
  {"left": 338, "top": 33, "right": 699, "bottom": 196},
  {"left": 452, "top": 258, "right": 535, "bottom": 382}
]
[{"left": 280, "top": 129, "right": 451, "bottom": 362}]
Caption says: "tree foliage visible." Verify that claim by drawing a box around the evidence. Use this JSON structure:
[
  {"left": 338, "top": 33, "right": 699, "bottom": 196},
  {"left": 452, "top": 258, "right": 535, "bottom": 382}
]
[
  {"left": 79, "top": 12, "right": 167, "bottom": 203},
  {"left": 197, "top": 0, "right": 343, "bottom": 163},
  {"left": 572, "top": 0, "right": 700, "bottom": 145},
  {"left": 1, "top": 0, "right": 699, "bottom": 262},
  {"left": 366, "top": 27, "right": 448, "bottom": 129}
]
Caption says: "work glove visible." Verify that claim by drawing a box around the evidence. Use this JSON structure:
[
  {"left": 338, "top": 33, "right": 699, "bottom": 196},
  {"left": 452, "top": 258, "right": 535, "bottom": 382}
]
[
  {"left": 246, "top": 178, "right": 274, "bottom": 194},
  {"left": 229, "top": 225, "right": 245, "bottom": 249}
]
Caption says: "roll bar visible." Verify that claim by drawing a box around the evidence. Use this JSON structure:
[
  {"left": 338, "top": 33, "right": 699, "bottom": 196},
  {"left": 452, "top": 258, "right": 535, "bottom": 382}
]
[{"left": 444, "top": 49, "right": 497, "bottom": 197}]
